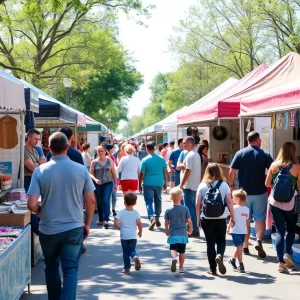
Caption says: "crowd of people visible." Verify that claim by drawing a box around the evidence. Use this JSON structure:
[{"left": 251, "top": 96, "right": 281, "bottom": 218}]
[{"left": 24, "top": 127, "right": 300, "bottom": 299}]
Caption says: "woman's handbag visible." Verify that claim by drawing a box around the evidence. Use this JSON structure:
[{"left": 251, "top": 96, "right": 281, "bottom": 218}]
[{"left": 294, "top": 187, "right": 300, "bottom": 214}]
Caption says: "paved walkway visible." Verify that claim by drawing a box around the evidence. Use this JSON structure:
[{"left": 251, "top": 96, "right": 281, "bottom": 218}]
[{"left": 21, "top": 192, "right": 300, "bottom": 300}]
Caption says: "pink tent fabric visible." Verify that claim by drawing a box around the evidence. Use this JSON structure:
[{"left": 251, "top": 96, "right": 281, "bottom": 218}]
[
  {"left": 237, "top": 52, "right": 300, "bottom": 116},
  {"left": 177, "top": 65, "right": 268, "bottom": 124}
]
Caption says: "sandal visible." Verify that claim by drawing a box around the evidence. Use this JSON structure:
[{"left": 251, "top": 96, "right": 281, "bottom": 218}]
[
  {"left": 278, "top": 263, "right": 289, "bottom": 273},
  {"left": 207, "top": 270, "right": 217, "bottom": 276},
  {"left": 134, "top": 256, "right": 141, "bottom": 271}
]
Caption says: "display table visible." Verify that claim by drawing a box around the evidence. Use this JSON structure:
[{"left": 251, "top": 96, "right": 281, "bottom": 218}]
[{"left": 0, "top": 225, "right": 31, "bottom": 300}]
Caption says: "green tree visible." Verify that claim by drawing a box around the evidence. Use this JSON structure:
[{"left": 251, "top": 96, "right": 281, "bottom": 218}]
[
  {"left": 67, "top": 61, "right": 143, "bottom": 129},
  {"left": 170, "top": 0, "right": 273, "bottom": 78},
  {"left": 256, "top": 0, "right": 300, "bottom": 55},
  {"left": 130, "top": 115, "right": 145, "bottom": 133},
  {"left": 0, "top": 0, "right": 151, "bottom": 85}
]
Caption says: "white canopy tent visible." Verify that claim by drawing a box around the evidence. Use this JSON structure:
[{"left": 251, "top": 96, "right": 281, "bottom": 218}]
[
  {"left": 0, "top": 74, "right": 26, "bottom": 189},
  {"left": 0, "top": 74, "right": 25, "bottom": 112}
]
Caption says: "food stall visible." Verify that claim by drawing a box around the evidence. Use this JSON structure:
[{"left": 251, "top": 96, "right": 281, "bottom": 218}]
[
  {"left": 0, "top": 72, "right": 31, "bottom": 299},
  {"left": 177, "top": 65, "right": 269, "bottom": 180}
]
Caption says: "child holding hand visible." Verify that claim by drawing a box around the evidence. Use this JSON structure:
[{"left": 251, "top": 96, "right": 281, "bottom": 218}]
[
  {"left": 165, "top": 187, "right": 193, "bottom": 273},
  {"left": 227, "top": 189, "right": 249, "bottom": 273},
  {"left": 114, "top": 193, "right": 142, "bottom": 275}
]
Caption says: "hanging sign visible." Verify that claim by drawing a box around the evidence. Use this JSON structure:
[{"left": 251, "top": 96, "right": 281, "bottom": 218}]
[
  {"left": 246, "top": 119, "right": 252, "bottom": 132},
  {"left": 0, "top": 162, "right": 12, "bottom": 174}
]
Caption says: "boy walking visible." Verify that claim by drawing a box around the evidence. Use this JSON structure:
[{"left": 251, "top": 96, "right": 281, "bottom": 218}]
[
  {"left": 114, "top": 193, "right": 143, "bottom": 275},
  {"left": 228, "top": 189, "right": 249, "bottom": 273},
  {"left": 165, "top": 187, "right": 193, "bottom": 273}
]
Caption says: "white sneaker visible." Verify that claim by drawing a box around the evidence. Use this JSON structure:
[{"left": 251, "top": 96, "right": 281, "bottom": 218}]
[
  {"left": 179, "top": 268, "right": 185, "bottom": 273},
  {"left": 284, "top": 253, "right": 294, "bottom": 268}
]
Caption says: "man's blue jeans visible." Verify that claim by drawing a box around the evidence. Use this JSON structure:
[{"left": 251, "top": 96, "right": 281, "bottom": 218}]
[
  {"left": 121, "top": 239, "right": 138, "bottom": 270},
  {"left": 143, "top": 185, "right": 162, "bottom": 219},
  {"left": 94, "top": 182, "right": 113, "bottom": 222},
  {"left": 111, "top": 190, "right": 117, "bottom": 211},
  {"left": 183, "top": 188, "right": 199, "bottom": 234},
  {"left": 174, "top": 171, "right": 180, "bottom": 187},
  {"left": 39, "top": 227, "right": 83, "bottom": 300}
]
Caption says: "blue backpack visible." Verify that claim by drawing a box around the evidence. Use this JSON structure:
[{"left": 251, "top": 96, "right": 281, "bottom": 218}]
[
  {"left": 272, "top": 163, "right": 294, "bottom": 202},
  {"left": 203, "top": 180, "right": 225, "bottom": 217}
]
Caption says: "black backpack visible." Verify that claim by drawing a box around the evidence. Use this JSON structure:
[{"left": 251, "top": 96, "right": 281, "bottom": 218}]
[
  {"left": 203, "top": 180, "right": 225, "bottom": 217},
  {"left": 272, "top": 163, "right": 294, "bottom": 202}
]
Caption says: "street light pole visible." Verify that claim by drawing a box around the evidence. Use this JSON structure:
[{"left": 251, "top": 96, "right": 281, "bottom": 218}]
[
  {"left": 99, "top": 109, "right": 103, "bottom": 125},
  {"left": 63, "top": 78, "right": 71, "bottom": 106},
  {"left": 161, "top": 103, "right": 165, "bottom": 120}
]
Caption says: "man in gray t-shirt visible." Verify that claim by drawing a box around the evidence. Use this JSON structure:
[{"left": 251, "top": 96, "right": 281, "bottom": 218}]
[
  {"left": 27, "top": 132, "right": 95, "bottom": 300},
  {"left": 179, "top": 136, "right": 201, "bottom": 237}
]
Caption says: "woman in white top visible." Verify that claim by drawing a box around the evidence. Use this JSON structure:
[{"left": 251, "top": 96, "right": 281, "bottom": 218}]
[
  {"left": 118, "top": 144, "right": 141, "bottom": 194},
  {"left": 196, "top": 163, "right": 235, "bottom": 276},
  {"left": 82, "top": 143, "right": 92, "bottom": 171}
]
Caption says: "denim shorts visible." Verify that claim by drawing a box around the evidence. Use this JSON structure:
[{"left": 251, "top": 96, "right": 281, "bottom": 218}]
[
  {"left": 246, "top": 192, "right": 268, "bottom": 221},
  {"left": 231, "top": 233, "right": 246, "bottom": 247},
  {"left": 168, "top": 172, "right": 175, "bottom": 182}
]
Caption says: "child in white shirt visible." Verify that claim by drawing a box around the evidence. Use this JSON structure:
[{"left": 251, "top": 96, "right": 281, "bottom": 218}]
[
  {"left": 114, "top": 193, "right": 143, "bottom": 275},
  {"left": 227, "top": 189, "right": 249, "bottom": 273}
]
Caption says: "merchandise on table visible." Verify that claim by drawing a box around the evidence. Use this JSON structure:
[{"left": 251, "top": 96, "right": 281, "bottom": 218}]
[
  {"left": 0, "top": 205, "right": 10, "bottom": 213},
  {"left": 0, "top": 237, "right": 16, "bottom": 254},
  {"left": 0, "top": 226, "right": 21, "bottom": 236},
  {"left": 0, "top": 175, "right": 12, "bottom": 190},
  {"left": 7, "top": 188, "right": 27, "bottom": 201}
]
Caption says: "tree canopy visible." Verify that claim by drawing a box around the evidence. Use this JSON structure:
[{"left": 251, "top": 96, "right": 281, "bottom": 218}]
[
  {"left": 123, "top": 0, "right": 300, "bottom": 136},
  {"left": 0, "top": 0, "right": 149, "bottom": 126}
]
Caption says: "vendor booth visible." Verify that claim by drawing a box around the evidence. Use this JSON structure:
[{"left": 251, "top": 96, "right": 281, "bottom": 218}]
[
  {"left": 21, "top": 80, "right": 86, "bottom": 152},
  {"left": 133, "top": 107, "right": 194, "bottom": 145},
  {"left": 77, "top": 115, "right": 109, "bottom": 152},
  {"left": 177, "top": 64, "right": 269, "bottom": 180},
  {"left": 238, "top": 51, "right": 300, "bottom": 229},
  {"left": 0, "top": 72, "right": 31, "bottom": 299},
  {"left": 0, "top": 72, "right": 26, "bottom": 190},
  {"left": 237, "top": 52, "right": 300, "bottom": 156}
]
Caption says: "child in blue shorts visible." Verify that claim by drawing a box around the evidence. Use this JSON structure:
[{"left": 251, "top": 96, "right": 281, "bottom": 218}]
[
  {"left": 227, "top": 189, "right": 249, "bottom": 273},
  {"left": 165, "top": 187, "right": 192, "bottom": 273}
]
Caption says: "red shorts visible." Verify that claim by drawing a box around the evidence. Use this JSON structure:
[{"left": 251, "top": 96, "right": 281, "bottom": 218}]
[{"left": 120, "top": 179, "right": 138, "bottom": 192}]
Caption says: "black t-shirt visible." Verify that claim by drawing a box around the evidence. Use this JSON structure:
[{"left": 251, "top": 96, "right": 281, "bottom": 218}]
[
  {"left": 47, "top": 146, "right": 84, "bottom": 165},
  {"left": 230, "top": 146, "right": 273, "bottom": 195}
]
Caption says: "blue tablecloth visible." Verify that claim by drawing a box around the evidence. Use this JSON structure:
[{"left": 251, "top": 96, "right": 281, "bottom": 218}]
[{"left": 0, "top": 225, "right": 31, "bottom": 300}]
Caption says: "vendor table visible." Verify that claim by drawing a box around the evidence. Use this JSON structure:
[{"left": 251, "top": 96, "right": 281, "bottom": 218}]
[{"left": 0, "top": 225, "right": 31, "bottom": 300}]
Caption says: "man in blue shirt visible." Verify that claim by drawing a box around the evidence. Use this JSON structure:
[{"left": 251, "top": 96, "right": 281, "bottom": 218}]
[
  {"left": 139, "top": 142, "right": 168, "bottom": 231},
  {"left": 47, "top": 127, "right": 84, "bottom": 165},
  {"left": 230, "top": 131, "right": 273, "bottom": 258},
  {"left": 168, "top": 138, "right": 183, "bottom": 187},
  {"left": 27, "top": 132, "right": 95, "bottom": 300}
]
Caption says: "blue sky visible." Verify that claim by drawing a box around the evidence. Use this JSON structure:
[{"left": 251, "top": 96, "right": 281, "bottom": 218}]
[{"left": 118, "top": 0, "right": 198, "bottom": 121}]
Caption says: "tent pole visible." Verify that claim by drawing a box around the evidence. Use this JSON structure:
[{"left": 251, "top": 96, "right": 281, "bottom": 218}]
[
  {"left": 239, "top": 117, "right": 244, "bottom": 150},
  {"left": 272, "top": 127, "right": 276, "bottom": 159},
  {"left": 74, "top": 126, "right": 78, "bottom": 150},
  {"left": 208, "top": 124, "right": 212, "bottom": 159},
  {"left": 175, "top": 128, "right": 178, "bottom": 147},
  {"left": 20, "top": 112, "right": 25, "bottom": 188},
  {"left": 155, "top": 134, "right": 158, "bottom": 146}
]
